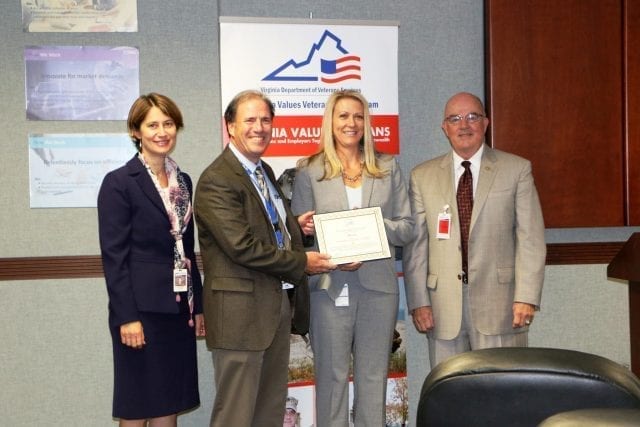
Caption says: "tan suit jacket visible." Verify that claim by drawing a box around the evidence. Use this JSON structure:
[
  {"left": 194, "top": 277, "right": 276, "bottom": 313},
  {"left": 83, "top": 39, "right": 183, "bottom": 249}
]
[
  {"left": 403, "top": 145, "right": 545, "bottom": 340},
  {"left": 194, "top": 147, "right": 309, "bottom": 351}
]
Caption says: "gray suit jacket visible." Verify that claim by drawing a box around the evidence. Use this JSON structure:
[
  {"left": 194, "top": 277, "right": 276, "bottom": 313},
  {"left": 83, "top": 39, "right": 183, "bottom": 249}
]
[
  {"left": 194, "top": 147, "right": 309, "bottom": 351},
  {"left": 403, "top": 145, "right": 546, "bottom": 340},
  {"left": 291, "top": 153, "right": 413, "bottom": 299}
]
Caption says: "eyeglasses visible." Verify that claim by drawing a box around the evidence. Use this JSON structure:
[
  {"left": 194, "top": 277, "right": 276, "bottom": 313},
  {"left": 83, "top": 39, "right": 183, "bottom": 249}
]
[{"left": 444, "top": 112, "right": 485, "bottom": 125}]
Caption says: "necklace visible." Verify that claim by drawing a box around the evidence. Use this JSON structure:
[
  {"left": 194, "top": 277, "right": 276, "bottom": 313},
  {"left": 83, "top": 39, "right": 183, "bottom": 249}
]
[
  {"left": 341, "top": 163, "right": 363, "bottom": 182},
  {"left": 342, "top": 171, "right": 362, "bottom": 182}
]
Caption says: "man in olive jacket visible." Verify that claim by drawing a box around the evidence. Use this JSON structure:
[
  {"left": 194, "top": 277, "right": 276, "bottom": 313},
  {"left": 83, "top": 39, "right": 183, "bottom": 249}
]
[{"left": 195, "top": 90, "right": 335, "bottom": 427}]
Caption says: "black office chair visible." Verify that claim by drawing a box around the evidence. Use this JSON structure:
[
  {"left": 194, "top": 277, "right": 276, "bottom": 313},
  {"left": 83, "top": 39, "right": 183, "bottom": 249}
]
[{"left": 417, "top": 347, "right": 640, "bottom": 427}]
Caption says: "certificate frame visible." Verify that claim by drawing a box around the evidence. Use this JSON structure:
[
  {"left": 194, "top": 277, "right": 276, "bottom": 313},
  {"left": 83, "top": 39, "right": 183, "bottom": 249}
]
[{"left": 313, "top": 206, "right": 390, "bottom": 264}]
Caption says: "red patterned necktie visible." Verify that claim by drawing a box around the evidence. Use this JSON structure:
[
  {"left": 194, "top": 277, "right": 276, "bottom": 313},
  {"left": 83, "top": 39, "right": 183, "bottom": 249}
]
[{"left": 457, "top": 161, "right": 473, "bottom": 279}]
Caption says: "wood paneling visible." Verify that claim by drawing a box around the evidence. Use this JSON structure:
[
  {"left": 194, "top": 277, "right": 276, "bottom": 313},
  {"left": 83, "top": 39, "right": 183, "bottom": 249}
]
[
  {"left": 546, "top": 242, "right": 625, "bottom": 265},
  {"left": 0, "top": 255, "right": 105, "bottom": 280},
  {"left": 606, "top": 233, "right": 640, "bottom": 375},
  {"left": 627, "top": 1, "right": 640, "bottom": 224},
  {"left": 485, "top": 0, "right": 625, "bottom": 227},
  {"left": 0, "top": 247, "right": 624, "bottom": 281}
]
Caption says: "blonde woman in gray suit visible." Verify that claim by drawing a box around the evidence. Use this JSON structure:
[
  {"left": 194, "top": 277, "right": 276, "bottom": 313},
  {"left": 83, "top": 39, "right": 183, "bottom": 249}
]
[{"left": 291, "top": 90, "right": 413, "bottom": 427}]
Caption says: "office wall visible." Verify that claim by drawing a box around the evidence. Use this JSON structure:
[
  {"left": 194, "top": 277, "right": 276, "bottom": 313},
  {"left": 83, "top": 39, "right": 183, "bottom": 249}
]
[{"left": 0, "top": 1, "right": 633, "bottom": 426}]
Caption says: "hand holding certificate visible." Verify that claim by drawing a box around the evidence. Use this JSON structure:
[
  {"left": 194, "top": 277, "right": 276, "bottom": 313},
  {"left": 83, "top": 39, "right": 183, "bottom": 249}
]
[{"left": 313, "top": 206, "right": 390, "bottom": 264}]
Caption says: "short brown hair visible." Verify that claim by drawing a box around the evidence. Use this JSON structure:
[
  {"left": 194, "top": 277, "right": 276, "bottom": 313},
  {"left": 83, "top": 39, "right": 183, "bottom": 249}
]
[
  {"left": 127, "top": 93, "right": 184, "bottom": 151},
  {"left": 223, "top": 90, "right": 275, "bottom": 136}
]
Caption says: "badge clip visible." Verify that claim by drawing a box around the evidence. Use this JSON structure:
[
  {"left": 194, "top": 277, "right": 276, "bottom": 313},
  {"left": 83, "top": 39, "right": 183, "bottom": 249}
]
[{"left": 436, "top": 204, "right": 452, "bottom": 239}]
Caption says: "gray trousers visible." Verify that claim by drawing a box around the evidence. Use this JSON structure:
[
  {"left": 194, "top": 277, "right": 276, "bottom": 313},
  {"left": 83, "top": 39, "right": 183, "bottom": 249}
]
[{"left": 310, "top": 280, "right": 398, "bottom": 427}]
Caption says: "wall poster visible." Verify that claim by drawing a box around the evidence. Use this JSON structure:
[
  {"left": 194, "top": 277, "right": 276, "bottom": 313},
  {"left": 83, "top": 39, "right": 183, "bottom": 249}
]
[
  {"left": 29, "top": 133, "right": 135, "bottom": 208},
  {"left": 219, "top": 17, "right": 399, "bottom": 176},
  {"left": 24, "top": 45, "right": 139, "bottom": 121},
  {"left": 21, "top": 0, "right": 138, "bottom": 32}
]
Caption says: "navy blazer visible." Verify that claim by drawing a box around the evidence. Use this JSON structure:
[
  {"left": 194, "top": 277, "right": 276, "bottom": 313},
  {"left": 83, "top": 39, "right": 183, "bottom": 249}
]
[{"left": 98, "top": 156, "right": 203, "bottom": 328}]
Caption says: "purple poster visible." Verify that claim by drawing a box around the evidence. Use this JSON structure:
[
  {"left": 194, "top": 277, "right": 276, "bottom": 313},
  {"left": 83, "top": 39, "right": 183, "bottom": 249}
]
[{"left": 24, "top": 45, "right": 139, "bottom": 121}]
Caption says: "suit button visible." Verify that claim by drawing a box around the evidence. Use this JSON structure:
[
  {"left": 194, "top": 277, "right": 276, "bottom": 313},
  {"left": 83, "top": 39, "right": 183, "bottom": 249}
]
[{"left": 457, "top": 274, "right": 462, "bottom": 280}]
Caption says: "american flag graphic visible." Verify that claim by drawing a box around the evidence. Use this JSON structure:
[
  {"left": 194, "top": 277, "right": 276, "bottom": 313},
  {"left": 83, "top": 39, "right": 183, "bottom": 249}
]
[{"left": 320, "top": 55, "right": 361, "bottom": 83}]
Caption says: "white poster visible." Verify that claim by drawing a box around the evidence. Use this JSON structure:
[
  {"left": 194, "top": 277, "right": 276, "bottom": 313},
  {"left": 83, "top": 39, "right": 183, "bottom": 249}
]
[
  {"left": 29, "top": 133, "right": 135, "bottom": 208},
  {"left": 219, "top": 18, "right": 399, "bottom": 175}
]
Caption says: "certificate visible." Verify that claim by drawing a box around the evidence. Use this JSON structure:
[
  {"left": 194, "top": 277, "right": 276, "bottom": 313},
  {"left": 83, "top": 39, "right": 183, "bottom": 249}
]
[{"left": 313, "top": 207, "right": 390, "bottom": 264}]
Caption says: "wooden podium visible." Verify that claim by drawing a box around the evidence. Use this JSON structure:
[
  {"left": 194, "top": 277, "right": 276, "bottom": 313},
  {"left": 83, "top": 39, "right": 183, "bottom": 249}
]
[{"left": 607, "top": 233, "right": 640, "bottom": 376}]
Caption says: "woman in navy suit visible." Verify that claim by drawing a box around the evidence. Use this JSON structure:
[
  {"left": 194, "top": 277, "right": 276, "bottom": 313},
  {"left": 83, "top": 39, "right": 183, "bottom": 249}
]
[
  {"left": 98, "top": 93, "right": 204, "bottom": 426},
  {"left": 291, "top": 90, "right": 413, "bottom": 426}
]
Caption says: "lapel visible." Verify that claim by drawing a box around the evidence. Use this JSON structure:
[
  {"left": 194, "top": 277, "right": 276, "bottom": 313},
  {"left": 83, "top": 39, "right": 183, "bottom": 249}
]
[
  {"left": 470, "top": 146, "right": 498, "bottom": 232},
  {"left": 438, "top": 152, "right": 456, "bottom": 209},
  {"left": 260, "top": 160, "right": 279, "bottom": 193},
  {"left": 221, "top": 147, "right": 293, "bottom": 228},
  {"left": 126, "top": 156, "right": 167, "bottom": 218},
  {"left": 221, "top": 147, "right": 266, "bottom": 210},
  {"left": 361, "top": 172, "right": 374, "bottom": 208},
  {"left": 327, "top": 176, "right": 350, "bottom": 210},
  {"left": 311, "top": 158, "right": 350, "bottom": 211}
]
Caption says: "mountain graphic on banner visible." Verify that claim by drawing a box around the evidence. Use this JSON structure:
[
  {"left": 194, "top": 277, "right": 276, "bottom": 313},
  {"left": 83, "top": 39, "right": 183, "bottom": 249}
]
[{"left": 263, "top": 29, "right": 361, "bottom": 83}]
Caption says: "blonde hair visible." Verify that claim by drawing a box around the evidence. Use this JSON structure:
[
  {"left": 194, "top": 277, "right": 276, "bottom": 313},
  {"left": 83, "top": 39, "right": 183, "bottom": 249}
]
[{"left": 300, "top": 90, "right": 387, "bottom": 180}]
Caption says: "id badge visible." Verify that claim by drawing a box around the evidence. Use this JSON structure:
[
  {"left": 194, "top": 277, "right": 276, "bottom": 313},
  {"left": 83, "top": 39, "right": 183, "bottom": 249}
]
[
  {"left": 437, "top": 212, "right": 451, "bottom": 239},
  {"left": 173, "top": 268, "right": 188, "bottom": 292},
  {"left": 335, "top": 283, "right": 349, "bottom": 307}
]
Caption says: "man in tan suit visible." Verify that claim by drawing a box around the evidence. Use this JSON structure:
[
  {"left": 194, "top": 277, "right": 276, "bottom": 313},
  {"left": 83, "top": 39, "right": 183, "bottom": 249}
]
[
  {"left": 195, "top": 90, "right": 335, "bottom": 427},
  {"left": 403, "top": 92, "right": 545, "bottom": 368}
]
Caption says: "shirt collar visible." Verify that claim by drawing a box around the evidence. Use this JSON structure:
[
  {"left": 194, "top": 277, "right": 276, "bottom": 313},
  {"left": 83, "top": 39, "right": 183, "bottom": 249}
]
[
  {"left": 228, "top": 142, "right": 263, "bottom": 173},
  {"left": 453, "top": 143, "right": 484, "bottom": 169}
]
